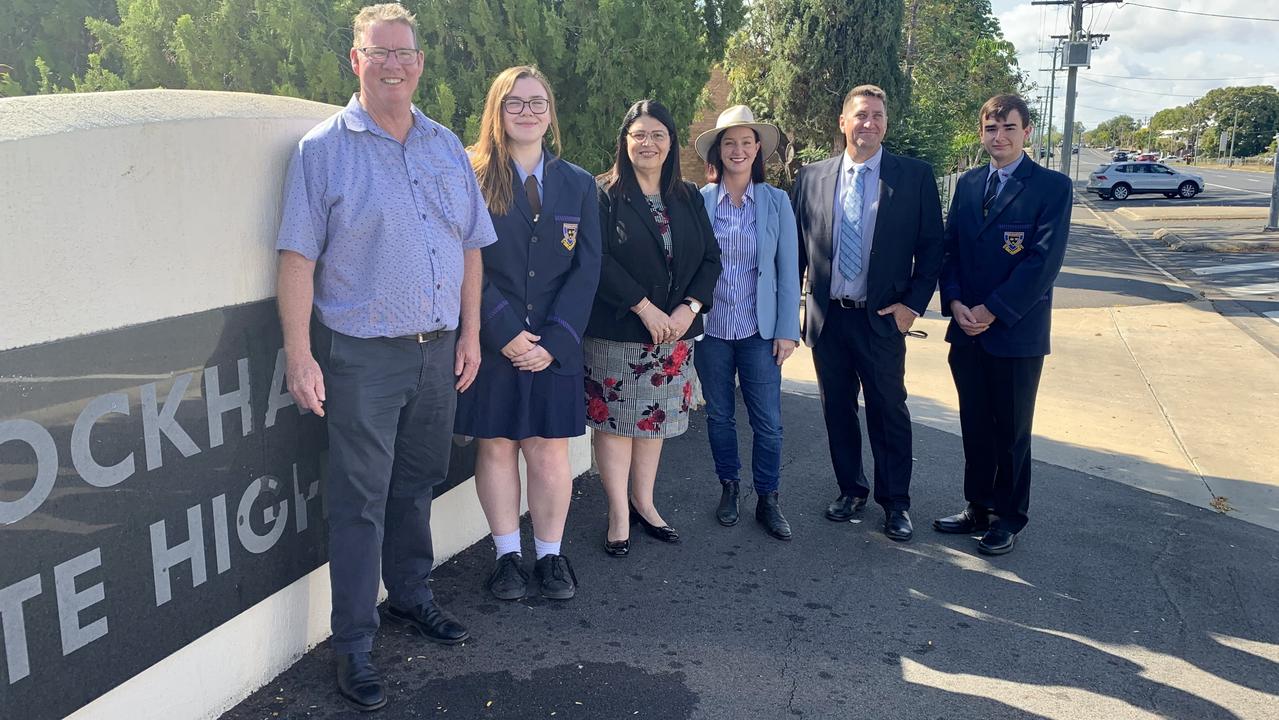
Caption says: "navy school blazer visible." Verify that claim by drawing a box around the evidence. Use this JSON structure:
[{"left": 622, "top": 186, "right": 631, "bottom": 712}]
[
  {"left": 478, "top": 154, "right": 602, "bottom": 374},
  {"left": 586, "top": 178, "right": 722, "bottom": 343},
  {"left": 939, "top": 154, "right": 1072, "bottom": 357}
]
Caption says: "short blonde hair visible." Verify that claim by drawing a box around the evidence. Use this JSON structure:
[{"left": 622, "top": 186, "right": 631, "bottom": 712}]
[{"left": 353, "top": 3, "right": 418, "bottom": 48}]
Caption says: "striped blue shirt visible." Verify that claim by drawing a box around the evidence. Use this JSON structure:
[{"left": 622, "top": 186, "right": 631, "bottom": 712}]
[{"left": 705, "top": 183, "right": 760, "bottom": 340}]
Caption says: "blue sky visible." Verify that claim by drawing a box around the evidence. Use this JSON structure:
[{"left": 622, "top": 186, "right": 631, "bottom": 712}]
[{"left": 990, "top": 0, "right": 1279, "bottom": 129}]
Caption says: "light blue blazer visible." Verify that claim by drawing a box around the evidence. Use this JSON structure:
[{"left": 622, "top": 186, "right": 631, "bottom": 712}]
[{"left": 700, "top": 182, "right": 801, "bottom": 341}]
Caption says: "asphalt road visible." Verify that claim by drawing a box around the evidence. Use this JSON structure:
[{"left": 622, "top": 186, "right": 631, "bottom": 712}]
[
  {"left": 1072, "top": 148, "right": 1277, "bottom": 208},
  {"left": 223, "top": 393, "right": 1279, "bottom": 720}
]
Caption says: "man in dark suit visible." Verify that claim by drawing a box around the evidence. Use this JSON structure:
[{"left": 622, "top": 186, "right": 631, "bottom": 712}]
[
  {"left": 793, "top": 84, "right": 944, "bottom": 542},
  {"left": 932, "top": 94, "right": 1071, "bottom": 556}
]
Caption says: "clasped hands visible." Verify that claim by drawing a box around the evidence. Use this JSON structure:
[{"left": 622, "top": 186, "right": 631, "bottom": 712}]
[
  {"left": 633, "top": 298, "right": 696, "bottom": 345},
  {"left": 501, "top": 330, "right": 554, "bottom": 372},
  {"left": 950, "top": 301, "right": 996, "bottom": 336}
]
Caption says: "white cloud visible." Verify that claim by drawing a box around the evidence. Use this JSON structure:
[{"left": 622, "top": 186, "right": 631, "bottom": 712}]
[{"left": 992, "top": 0, "right": 1279, "bottom": 128}]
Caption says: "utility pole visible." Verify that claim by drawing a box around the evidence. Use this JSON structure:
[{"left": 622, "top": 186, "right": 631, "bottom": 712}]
[
  {"left": 1267, "top": 130, "right": 1279, "bottom": 232},
  {"left": 1039, "top": 45, "right": 1061, "bottom": 169},
  {"left": 1036, "top": 0, "right": 1120, "bottom": 176}
]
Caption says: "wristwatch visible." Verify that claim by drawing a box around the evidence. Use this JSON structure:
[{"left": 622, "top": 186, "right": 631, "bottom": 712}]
[{"left": 684, "top": 298, "right": 703, "bottom": 314}]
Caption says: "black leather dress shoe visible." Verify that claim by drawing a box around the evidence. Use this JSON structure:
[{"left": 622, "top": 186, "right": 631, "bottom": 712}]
[
  {"left": 755, "top": 492, "right": 792, "bottom": 540},
  {"left": 884, "top": 510, "right": 913, "bottom": 541},
  {"left": 977, "top": 529, "right": 1017, "bottom": 555},
  {"left": 630, "top": 502, "right": 680, "bottom": 543},
  {"left": 716, "top": 481, "right": 740, "bottom": 526},
  {"left": 384, "top": 601, "right": 469, "bottom": 644},
  {"left": 534, "top": 554, "right": 577, "bottom": 600},
  {"left": 825, "top": 495, "right": 868, "bottom": 521},
  {"left": 336, "top": 651, "right": 386, "bottom": 712},
  {"left": 603, "top": 535, "right": 629, "bottom": 557},
  {"left": 932, "top": 508, "right": 991, "bottom": 534},
  {"left": 486, "top": 552, "right": 527, "bottom": 601}
]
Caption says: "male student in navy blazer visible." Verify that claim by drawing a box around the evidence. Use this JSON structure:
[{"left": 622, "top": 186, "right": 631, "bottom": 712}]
[
  {"left": 793, "top": 84, "right": 944, "bottom": 542},
  {"left": 933, "top": 94, "right": 1071, "bottom": 556}
]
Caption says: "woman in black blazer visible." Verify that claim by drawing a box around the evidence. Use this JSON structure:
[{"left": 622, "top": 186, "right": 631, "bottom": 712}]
[{"left": 585, "top": 99, "right": 721, "bottom": 556}]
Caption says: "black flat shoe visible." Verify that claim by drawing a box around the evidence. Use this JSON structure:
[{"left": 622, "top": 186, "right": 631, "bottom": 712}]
[
  {"left": 884, "top": 509, "right": 914, "bottom": 542},
  {"left": 384, "top": 601, "right": 470, "bottom": 645},
  {"left": 716, "top": 481, "right": 740, "bottom": 526},
  {"left": 933, "top": 507, "right": 991, "bottom": 534},
  {"left": 977, "top": 529, "right": 1017, "bottom": 555},
  {"left": 755, "top": 492, "right": 792, "bottom": 540},
  {"left": 825, "top": 494, "right": 867, "bottom": 521},
  {"left": 336, "top": 651, "right": 386, "bottom": 712},
  {"left": 630, "top": 502, "right": 680, "bottom": 543},
  {"left": 603, "top": 534, "right": 630, "bottom": 557}
]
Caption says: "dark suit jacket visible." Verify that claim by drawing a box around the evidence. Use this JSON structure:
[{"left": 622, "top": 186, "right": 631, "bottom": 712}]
[
  {"left": 939, "top": 155, "right": 1071, "bottom": 357},
  {"left": 479, "top": 155, "right": 602, "bottom": 374},
  {"left": 793, "top": 150, "right": 944, "bottom": 345},
  {"left": 586, "top": 179, "right": 722, "bottom": 343}
]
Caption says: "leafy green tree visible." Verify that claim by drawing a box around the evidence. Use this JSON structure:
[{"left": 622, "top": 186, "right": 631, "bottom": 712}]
[
  {"left": 725, "top": 0, "right": 907, "bottom": 166},
  {"left": 1085, "top": 114, "right": 1137, "bottom": 148},
  {"left": 0, "top": 0, "right": 118, "bottom": 93},
  {"left": 1194, "top": 85, "right": 1279, "bottom": 157},
  {"left": 893, "top": 0, "right": 1024, "bottom": 171},
  {"left": 71, "top": 0, "right": 718, "bottom": 172}
]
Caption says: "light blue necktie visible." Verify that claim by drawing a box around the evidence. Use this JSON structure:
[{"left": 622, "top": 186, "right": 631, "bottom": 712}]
[{"left": 839, "top": 165, "right": 866, "bottom": 282}]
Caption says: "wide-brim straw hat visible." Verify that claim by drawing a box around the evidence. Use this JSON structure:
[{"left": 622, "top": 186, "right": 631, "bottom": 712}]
[{"left": 694, "top": 105, "right": 782, "bottom": 162}]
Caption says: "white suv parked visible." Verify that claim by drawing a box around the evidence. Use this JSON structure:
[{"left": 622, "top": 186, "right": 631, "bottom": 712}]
[{"left": 1087, "top": 161, "right": 1204, "bottom": 200}]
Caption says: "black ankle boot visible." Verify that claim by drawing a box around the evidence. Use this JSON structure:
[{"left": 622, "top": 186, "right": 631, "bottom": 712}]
[
  {"left": 755, "top": 492, "right": 792, "bottom": 540},
  {"left": 716, "top": 481, "right": 740, "bottom": 526}
]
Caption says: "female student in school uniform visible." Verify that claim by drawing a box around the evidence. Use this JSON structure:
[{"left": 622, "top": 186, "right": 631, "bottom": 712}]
[{"left": 455, "top": 66, "right": 601, "bottom": 600}]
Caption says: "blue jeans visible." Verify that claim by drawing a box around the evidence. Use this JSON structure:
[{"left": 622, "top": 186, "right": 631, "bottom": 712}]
[{"left": 694, "top": 334, "right": 784, "bottom": 495}]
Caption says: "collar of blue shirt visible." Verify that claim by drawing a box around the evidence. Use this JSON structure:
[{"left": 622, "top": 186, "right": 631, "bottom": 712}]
[
  {"left": 716, "top": 180, "right": 755, "bottom": 208},
  {"left": 840, "top": 145, "right": 884, "bottom": 177},
  {"left": 342, "top": 94, "right": 433, "bottom": 142},
  {"left": 986, "top": 151, "right": 1026, "bottom": 184},
  {"left": 514, "top": 152, "right": 546, "bottom": 191}
]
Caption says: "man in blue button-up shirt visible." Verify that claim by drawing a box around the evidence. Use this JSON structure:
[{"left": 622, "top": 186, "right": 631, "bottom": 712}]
[{"left": 275, "top": 3, "right": 497, "bottom": 712}]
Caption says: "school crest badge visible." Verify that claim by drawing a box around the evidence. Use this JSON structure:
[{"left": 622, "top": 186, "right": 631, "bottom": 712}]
[
  {"left": 562, "top": 222, "right": 578, "bottom": 251},
  {"left": 1002, "top": 231, "right": 1025, "bottom": 255}
]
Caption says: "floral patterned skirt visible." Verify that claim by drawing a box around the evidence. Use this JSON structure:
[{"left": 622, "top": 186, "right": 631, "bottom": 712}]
[{"left": 583, "top": 337, "right": 696, "bottom": 439}]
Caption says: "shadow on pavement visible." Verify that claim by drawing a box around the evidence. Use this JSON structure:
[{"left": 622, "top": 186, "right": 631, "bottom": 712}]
[{"left": 224, "top": 391, "right": 1279, "bottom": 720}]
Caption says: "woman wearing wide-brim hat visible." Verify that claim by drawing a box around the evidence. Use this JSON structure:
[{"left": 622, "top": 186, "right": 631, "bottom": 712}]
[{"left": 692, "top": 105, "right": 801, "bottom": 541}]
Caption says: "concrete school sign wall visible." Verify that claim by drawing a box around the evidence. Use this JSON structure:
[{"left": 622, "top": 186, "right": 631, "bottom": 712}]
[{"left": 0, "top": 90, "right": 559, "bottom": 719}]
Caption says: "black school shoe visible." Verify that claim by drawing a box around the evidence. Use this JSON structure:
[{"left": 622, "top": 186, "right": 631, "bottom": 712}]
[
  {"left": 534, "top": 554, "right": 578, "bottom": 600},
  {"left": 486, "top": 552, "right": 528, "bottom": 600}
]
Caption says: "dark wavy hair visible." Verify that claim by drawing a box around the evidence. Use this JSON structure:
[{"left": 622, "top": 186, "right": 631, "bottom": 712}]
[
  {"left": 601, "top": 99, "right": 687, "bottom": 200},
  {"left": 706, "top": 127, "right": 766, "bottom": 184}
]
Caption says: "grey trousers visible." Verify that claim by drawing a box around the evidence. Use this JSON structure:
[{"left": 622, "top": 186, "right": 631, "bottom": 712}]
[{"left": 314, "top": 323, "right": 457, "bottom": 654}]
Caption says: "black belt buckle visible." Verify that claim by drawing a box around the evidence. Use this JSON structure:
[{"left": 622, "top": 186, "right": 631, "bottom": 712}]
[{"left": 836, "top": 298, "right": 866, "bottom": 309}]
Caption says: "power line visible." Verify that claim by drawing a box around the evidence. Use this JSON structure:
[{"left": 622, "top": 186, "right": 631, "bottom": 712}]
[
  {"left": 1083, "top": 71, "right": 1279, "bottom": 82},
  {"left": 1123, "top": 2, "right": 1279, "bottom": 22},
  {"left": 1079, "top": 76, "right": 1197, "bottom": 98}
]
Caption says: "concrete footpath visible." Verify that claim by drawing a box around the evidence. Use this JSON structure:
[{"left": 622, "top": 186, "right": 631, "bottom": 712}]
[{"left": 225, "top": 300, "right": 1279, "bottom": 718}]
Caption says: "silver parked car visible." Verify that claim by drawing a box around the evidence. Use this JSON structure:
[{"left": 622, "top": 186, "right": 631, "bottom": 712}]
[{"left": 1087, "top": 161, "right": 1204, "bottom": 200}]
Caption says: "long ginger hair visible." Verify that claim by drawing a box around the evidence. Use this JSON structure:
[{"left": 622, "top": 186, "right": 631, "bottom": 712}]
[{"left": 469, "top": 66, "right": 563, "bottom": 215}]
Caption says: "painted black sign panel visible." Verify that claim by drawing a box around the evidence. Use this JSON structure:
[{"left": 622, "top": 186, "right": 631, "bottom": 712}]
[{"left": 0, "top": 300, "right": 475, "bottom": 719}]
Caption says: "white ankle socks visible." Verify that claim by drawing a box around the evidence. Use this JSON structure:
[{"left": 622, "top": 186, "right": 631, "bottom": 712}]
[
  {"left": 534, "top": 537, "right": 560, "bottom": 559},
  {"left": 493, "top": 530, "right": 521, "bottom": 559}
]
